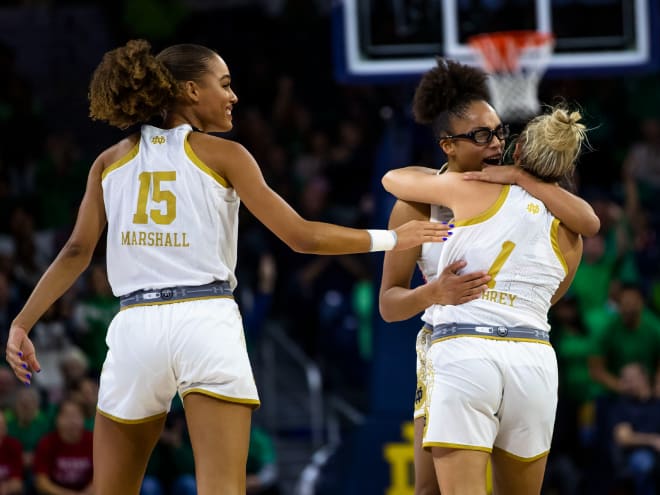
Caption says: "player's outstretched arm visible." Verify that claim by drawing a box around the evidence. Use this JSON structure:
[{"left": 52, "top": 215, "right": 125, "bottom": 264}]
[
  {"left": 205, "top": 138, "right": 451, "bottom": 254},
  {"left": 7, "top": 155, "right": 108, "bottom": 384},
  {"left": 463, "top": 165, "right": 600, "bottom": 237}
]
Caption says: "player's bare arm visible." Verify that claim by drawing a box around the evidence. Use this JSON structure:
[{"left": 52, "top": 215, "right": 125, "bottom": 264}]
[
  {"left": 7, "top": 155, "right": 108, "bottom": 384},
  {"left": 381, "top": 168, "right": 461, "bottom": 207},
  {"left": 463, "top": 165, "right": 600, "bottom": 236},
  {"left": 379, "top": 200, "right": 490, "bottom": 322},
  {"left": 191, "top": 134, "right": 451, "bottom": 254},
  {"left": 551, "top": 223, "right": 583, "bottom": 304}
]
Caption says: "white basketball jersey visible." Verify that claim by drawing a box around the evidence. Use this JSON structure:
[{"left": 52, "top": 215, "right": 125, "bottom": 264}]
[
  {"left": 430, "top": 185, "right": 567, "bottom": 331},
  {"left": 102, "top": 124, "right": 239, "bottom": 296},
  {"left": 418, "top": 204, "right": 452, "bottom": 325}
]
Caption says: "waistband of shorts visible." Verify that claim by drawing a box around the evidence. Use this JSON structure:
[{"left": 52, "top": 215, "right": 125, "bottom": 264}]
[
  {"left": 422, "top": 322, "right": 433, "bottom": 333},
  {"left": 431, "top": 323, "right": 550, "bottom": 344},
  {"left": 119, "top": 281, "right": 233, "bottom": 309}
]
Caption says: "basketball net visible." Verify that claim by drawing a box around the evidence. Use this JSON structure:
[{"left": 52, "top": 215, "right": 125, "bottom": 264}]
[{"left": 468, "top": 31, "right": 555, "bottom": 123}]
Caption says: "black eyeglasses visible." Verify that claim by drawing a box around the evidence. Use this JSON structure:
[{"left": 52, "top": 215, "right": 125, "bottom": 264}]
[{"left": 441, "top": 124, "right": 510, "bottom": 144}]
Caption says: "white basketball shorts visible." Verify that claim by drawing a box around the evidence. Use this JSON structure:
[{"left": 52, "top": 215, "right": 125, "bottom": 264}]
[
  {"left": 423, "top": 336, "right": 557, "bottom": 460},
  {"left": 97, "top": 298, "right": 259, "bottom": 423}
]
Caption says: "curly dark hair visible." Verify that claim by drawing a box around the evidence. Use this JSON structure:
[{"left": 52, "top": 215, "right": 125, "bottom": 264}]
[
  {"left": 88, "top": 39, "right": 219, "bottom": 129},
  {"left": 412, "top": 57, "right": 490, "bottom": 137}
]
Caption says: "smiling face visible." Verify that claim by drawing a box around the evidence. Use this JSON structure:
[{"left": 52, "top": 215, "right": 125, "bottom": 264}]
[
  {"left": 441, "top": 100, "right": 504, "bottom": 173},
  {"left": 189, "top": 55, "right": 238, "bottom": 132}
]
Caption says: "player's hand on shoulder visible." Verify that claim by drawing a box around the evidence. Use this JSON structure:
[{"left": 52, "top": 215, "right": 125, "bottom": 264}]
[
  {"left": 462, "top": 165, "right": 522, "bottom": 185},
  {"left": 392, "top": 220, "right": 452, "bottom": 251}
]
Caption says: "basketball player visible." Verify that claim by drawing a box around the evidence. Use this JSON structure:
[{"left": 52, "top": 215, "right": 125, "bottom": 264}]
[
  {"left": 4, "top": 40, "right": 451, "bottom": 495},
  {"left": 379, "top": 58, "right": 598, "bottom": 495},
  {"left": 382, "top": 100, "right": 591, "bottom": 495}
]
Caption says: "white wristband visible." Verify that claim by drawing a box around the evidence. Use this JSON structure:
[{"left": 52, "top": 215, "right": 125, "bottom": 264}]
[{"left": 367, "top": 229, "right": 398, "bottom": 252}]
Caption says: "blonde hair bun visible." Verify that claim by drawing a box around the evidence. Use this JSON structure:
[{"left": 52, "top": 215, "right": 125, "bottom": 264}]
[{"left": 517, "top": 104, "right": 589, "bottom": 182}]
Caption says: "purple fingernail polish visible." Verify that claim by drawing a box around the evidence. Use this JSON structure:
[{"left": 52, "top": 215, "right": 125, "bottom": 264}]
[
  {"left": 442, "top": 237, "right": 448, "bottom": 241},
  {"left": 17, "top": 352, "right": 22, "bottom": 358},
  {"left": 26, "top": 373, "right": 31, "bottom": 380},
  {"left": 448, "top": 232, "right": 453, "bottom": 235},
  {"left": 449, "top": 224, "right": 455, "bottom": 228},
  {"left": 21, "top": 364, "right": 27, "bottom": 369}
]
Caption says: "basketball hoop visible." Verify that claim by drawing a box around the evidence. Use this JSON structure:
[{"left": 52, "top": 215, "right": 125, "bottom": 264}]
[{"left": 468, "top": 31, "right": 555, "bottom": 123}]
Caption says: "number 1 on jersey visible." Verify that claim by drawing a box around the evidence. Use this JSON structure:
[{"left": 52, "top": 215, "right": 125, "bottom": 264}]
[
  {"left": 132, "top": 171, "right": 177, "bottom": 225},
  {"left": 486, "top": 240, "right": 516, "bottom": 289}
]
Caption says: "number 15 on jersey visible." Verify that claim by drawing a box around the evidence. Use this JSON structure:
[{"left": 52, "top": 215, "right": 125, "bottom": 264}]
[{"left": 132, "top": 171, "right": 177, "bottom": 225}]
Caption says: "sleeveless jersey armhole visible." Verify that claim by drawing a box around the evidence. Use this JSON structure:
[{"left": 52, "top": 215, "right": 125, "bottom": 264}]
[
  {"left": 102, "top": 141, "right": 140, "bottom": 180},
  {"left": 184, "top": 132, "right": 230, "bottom": 188},
  {"left": 550, "top": 218, "right": 569, "bottom": 275},
  {"left": 454, "top": 184, "right": 510, "bottom": 227}
]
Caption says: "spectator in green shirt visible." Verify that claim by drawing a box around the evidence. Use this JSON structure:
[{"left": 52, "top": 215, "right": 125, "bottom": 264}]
[
  {"left": 571, "top": 233, "right": 619, "bottom": 318},
  {"left": 547, "top": 297, "right": 605, "bottom": 495},
  {"left": 571, "top": 195, "right": 640, "bottom": 326},
  {"left": 71, "top": 264, "right": 119, "bottom": 376},
  {"left": 553, "top": 297, "right": 605, "bottom": 404},
  {"left": 589, "top": 284, "right": 660, "bottom": 394},
  {"left": 5, "top": 386, "right": 51, "bottom": 470},
  {"left": 247, "top": 425, "right": 280, "bottom": 494}
]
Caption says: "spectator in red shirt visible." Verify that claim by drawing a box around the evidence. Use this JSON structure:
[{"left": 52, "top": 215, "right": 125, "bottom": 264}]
[
  {"left": 33, "top": 399, "right": 93, "bottom": 494},
  {"left": 0, "top": 412, "right": 23, "bottom": 495}
]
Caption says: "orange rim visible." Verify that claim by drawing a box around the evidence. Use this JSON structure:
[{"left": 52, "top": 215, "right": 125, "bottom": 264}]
[{"left": 468, "top": 30, "right": 555, "bottom": 72}]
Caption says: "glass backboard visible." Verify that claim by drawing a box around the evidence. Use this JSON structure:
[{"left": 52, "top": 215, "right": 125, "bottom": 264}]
[{"left": 332, "top": 0, "right": 659, "bottom": 82}]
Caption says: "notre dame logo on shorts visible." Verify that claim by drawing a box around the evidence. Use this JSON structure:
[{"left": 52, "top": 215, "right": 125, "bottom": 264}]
[
  {"left": 415, "top": 386, "right": 423, "bottom": 405},
  {"left": 151, "top": 135, "right": 166, "bottom": 145}
]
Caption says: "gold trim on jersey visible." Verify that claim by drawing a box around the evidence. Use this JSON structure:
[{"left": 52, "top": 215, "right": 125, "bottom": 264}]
[
  {"left": 454, "top": 185, "right": 510, "bottom": 227},
  {"left": 184, "top": 133, "right": 229, "bottom": 188},
  {"left": 493, "top": 446, "right": 550, "bottom": 462},
  {"left": 96, "top": 407, "right": 167, "bottom": 424},
  {"left": 550, "top": 218, "right": 568, "bottom": 275},
  {"left": 101, "top": 141, "right": 140, "bottom": 180},
  {"left": 119, "top": 294, "right": 234, "bottom": 311},
  {"left": 181, "top": 388, "right": 260, "bottom": 408},
  {"left": 423, "top": 441, "right": 492, "bottom": 453}
]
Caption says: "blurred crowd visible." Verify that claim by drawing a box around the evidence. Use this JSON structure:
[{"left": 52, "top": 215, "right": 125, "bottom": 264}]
[
  {"left": 539, "top": 78, "right": 660, "bottom": 495},
  {"left": 0, "top": 1, "right": 659, "bottom": 494}
]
